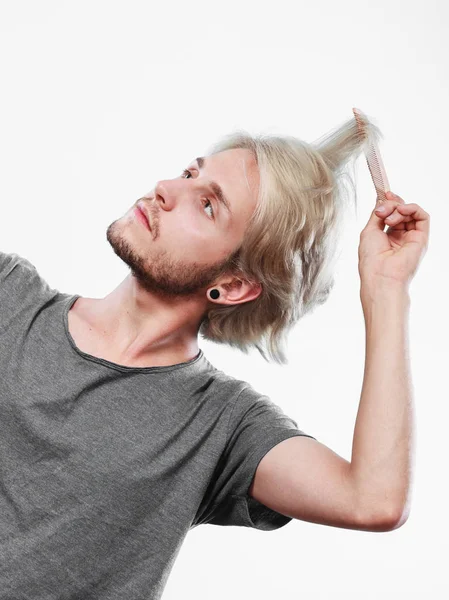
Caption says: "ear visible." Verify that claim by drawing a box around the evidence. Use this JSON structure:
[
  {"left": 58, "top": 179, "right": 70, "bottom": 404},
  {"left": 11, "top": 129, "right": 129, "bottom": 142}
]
[{"left": 208, "top": 277, "right": 262, "bottom": 306}]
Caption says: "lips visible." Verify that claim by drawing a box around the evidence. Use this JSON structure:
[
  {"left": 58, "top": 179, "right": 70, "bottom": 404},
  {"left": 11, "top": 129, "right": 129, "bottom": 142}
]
[{"left": 136, "top": 202, "right": 151, "bottom": 231}]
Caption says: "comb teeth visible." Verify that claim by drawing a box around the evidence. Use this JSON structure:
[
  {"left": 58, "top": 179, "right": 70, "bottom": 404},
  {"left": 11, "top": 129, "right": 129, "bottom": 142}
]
[{"left": 352, "top": 107, "right": 390, "bottom": 203}]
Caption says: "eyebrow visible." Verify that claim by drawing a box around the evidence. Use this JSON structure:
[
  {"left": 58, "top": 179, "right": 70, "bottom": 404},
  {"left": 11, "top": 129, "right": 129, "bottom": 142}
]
[{"left": 195, "top": 156, "right": 232, "bottom": 218}]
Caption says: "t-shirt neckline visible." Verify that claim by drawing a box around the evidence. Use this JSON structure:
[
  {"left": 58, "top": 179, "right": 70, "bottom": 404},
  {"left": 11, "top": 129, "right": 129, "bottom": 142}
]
[{"left": 62, "top": 293, "right": 204, "bottom": 373}]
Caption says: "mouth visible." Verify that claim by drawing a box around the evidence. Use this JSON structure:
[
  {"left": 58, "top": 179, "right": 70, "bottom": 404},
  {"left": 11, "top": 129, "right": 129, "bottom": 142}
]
[{"left": 135, "top": 203, "right": 151, "bottom": 231}]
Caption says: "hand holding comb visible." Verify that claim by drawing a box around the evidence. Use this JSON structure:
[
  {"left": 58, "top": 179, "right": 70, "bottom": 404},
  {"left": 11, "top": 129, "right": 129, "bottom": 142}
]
[{"left": 355, "top": 107, "right": 430, "bottom": 287}]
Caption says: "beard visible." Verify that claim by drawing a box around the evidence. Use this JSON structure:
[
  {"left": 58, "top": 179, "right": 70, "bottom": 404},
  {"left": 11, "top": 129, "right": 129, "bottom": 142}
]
[{"left": 105, "top": 218, "right": 241, "bottom": 299}]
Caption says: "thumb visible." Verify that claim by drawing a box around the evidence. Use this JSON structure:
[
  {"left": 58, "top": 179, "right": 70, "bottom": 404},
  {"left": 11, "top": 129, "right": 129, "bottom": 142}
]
[{"left": 365, "top": 199, "right": 399, "bottom": 232}]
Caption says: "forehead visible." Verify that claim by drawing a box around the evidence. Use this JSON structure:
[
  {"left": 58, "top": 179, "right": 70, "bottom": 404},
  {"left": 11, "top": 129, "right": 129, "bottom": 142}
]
[{"left": 200, "top": 148, "right": 260, "bottom": 222}]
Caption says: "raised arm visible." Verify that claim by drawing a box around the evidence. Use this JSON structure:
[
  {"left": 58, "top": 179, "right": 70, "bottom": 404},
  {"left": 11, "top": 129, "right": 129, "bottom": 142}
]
[{"left": 249, "top": 193, "right": 429, "bottom": 533}]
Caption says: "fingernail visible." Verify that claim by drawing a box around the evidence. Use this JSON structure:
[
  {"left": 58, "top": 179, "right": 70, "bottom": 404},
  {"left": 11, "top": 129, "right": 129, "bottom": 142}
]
[{"left": 376, "top": 206, "right": 385, "bottom": 212}]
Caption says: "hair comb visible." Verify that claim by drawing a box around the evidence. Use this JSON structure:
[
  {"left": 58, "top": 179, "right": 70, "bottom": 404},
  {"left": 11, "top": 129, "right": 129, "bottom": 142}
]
[{"left": 352, "top": 107, "right": 390, "bottom": 204}]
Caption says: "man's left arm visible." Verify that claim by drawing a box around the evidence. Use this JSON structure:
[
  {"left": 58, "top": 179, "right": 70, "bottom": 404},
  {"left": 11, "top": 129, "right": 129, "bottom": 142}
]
[{"left": 250, "top": 190, "right": 429, "bottom": 533}]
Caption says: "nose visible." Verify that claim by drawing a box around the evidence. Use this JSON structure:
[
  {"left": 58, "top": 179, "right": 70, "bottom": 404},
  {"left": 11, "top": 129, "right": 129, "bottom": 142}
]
[
  {"left": 153, "top": 175, "right": 201, "bottom": 211},
  {"left": 154, "top": 181, "right": 172, "bottom": 210}
]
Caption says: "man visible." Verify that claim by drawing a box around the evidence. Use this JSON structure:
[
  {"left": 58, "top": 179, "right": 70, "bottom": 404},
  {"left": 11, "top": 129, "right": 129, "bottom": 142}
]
[{"left": 0, "top": 120, "right": 429, "bottom": 599}]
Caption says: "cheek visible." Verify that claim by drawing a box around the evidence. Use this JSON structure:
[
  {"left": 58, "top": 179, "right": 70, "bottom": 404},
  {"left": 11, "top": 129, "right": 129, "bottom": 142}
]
[
  {"left": 165, "top": 223, "right": 217, "bottom": 261},
  {"left": 172, "top": 210, "right": 214, "bottom": 243}
]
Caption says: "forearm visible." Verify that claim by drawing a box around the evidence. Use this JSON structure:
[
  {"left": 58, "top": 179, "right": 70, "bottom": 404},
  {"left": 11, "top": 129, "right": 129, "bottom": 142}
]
[{"left": 350, "top": 282, "right": 415, "bottom": 526}]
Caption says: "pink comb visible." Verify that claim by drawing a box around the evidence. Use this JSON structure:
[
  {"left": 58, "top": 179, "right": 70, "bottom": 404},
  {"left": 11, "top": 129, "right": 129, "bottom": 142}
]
[{"left": 352, "top": 107, "right": 390, "bottom": 203}]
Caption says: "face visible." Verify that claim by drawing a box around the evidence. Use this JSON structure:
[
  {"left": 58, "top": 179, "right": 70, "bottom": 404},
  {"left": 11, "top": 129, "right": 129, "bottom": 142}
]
[{"left": 106, "top": 148, "right": 260, "bottom": 298}]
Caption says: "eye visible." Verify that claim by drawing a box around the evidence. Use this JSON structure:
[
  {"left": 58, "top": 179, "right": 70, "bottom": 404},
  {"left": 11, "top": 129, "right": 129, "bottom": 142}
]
[{"left": 181, "top": 169, "right": 215, "bottom": 220}]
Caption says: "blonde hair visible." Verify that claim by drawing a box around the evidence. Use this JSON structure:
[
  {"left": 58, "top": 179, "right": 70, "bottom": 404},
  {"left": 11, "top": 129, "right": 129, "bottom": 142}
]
[{"left": 198, "top": 112, "right": 382, "bottom": 365}]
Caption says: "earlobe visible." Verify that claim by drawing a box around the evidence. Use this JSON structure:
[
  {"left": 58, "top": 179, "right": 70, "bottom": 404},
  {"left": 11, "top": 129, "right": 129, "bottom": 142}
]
[{"left": 209, "top": 289, "right": 220, "bottom": 300}]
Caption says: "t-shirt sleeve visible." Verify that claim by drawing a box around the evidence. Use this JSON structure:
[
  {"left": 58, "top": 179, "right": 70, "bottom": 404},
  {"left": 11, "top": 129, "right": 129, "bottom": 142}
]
[
  {"left": 191, "top": 386, "right": 317, "bottom": 531},
  {"left": 0, "top": 251, "right": 55, "bottom": 317}
]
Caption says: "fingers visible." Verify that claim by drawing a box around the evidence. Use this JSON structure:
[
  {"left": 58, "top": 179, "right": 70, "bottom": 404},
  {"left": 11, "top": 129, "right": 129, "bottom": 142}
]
[
  {"left": 394, "top": 202, "right": 430, "bottom": 235},
  {"left": 385, "top": 212, "right": 414, "bottom": 233},
  {"left": 384, "top": 205, "right": 414, "bottom": 226},
  {"left": 374, "top": 199, "right": 404, "bottom": 221},
  {"left": 386, "top": 191, "right": 405, "bottom": 204},
  {"left": 374, "top": 198, "right": 430, "bottom": 238},
  {"left": 375, "top": 190, "right": 412, "bottom": 220},
  {"left": 371, "top": 192, "right": 430, "bottom": 237},
  {"left": 380, "top": 191, "right": 408, "bottom": 226}
]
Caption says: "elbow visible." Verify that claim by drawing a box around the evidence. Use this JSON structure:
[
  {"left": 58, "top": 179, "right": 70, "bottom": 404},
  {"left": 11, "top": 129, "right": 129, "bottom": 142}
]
[
  {"left": 386, "top": 506, "right": 410, "bottom": 531},
  {"left": 366, "top": 505, "right": 410, "bottom": 532},
  {"left": 356, "top": 492, "right": 410, "bottom": 531},
  {"left": 356, "top": 485, "right": 411, "bottom": 532}
]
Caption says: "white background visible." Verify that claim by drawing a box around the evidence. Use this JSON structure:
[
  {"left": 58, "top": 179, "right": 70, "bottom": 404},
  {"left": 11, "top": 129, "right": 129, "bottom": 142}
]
[{"left": 0, "top": 1, "right": 447, "bottom": 598}]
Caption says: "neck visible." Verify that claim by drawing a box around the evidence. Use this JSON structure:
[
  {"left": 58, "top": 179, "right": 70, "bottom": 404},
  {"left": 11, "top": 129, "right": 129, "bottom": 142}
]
[{"left": 77, "top": 275, "right": 205, "bottom": 367}]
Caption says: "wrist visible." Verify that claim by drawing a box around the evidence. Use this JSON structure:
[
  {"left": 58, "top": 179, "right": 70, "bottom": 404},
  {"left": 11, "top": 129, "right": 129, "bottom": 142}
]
[{"left": 360, "top": 278, "right": 411, "bottom": 310}]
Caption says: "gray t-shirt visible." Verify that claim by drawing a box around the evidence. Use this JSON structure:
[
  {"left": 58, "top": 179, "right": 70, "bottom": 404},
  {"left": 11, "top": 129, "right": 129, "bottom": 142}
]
[{"left": 0, "top": 251, "right": 316, "bottom": 599}]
